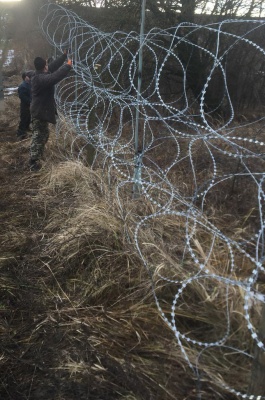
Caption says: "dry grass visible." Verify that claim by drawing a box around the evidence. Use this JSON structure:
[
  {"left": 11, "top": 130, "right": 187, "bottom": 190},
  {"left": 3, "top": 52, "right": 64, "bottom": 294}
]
[
  {"left": 0, "top": 95, "right": 264, "bottom": 399},
  {"left": 0, "top": 95, "right": 20, "bottom": 129}
]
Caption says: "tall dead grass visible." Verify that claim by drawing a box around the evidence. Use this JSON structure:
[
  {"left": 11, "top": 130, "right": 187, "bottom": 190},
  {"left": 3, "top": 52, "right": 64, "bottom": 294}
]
[
  {"left": 32, "top": 160, "right": 257, "bottom": 398},
  {"left": 1, "top": 99, "right": 264, "bottom": 399}
]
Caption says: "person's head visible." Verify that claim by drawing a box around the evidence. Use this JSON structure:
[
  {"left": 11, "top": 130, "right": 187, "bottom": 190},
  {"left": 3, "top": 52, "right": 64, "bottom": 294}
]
[
  {"left": 26, "top": 70, "right": 34, "bottom": 79},
  {"left": 21, "top": 71, "right": 31, "bottom": 83},
  {"left": 34, "top": 56, "right": 48, "bottom": 72}
]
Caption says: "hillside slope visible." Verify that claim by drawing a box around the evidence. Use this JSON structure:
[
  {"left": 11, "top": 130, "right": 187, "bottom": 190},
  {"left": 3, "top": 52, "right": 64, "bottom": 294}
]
[{"left": 0, "top": 95, "right": 245, "bottom": 400}]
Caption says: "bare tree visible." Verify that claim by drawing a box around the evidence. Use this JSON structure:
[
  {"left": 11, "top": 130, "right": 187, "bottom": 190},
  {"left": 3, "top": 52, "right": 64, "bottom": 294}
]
[{"left": 196, "top": 0, "right": 265, "bottom": 17}]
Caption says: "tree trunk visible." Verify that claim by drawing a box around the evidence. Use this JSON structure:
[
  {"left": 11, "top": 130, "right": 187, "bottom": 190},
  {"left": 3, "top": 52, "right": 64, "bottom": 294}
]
[{"left": 180, "top": 0, "right": 196, "bottom": 22}]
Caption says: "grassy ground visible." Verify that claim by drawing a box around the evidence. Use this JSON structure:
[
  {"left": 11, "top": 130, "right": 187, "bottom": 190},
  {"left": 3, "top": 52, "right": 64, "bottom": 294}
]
[
  {"left": 1, "top": 94, "right": 264, "bottom": 399},
  {"left": 0, "top": 98, "right": 196, "bottom": 400}
]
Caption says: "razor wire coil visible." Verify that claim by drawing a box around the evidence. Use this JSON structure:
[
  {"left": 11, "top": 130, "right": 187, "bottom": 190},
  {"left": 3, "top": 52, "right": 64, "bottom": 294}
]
[{"left": 40, "top": 3, "right": 265, "bottom": 398}]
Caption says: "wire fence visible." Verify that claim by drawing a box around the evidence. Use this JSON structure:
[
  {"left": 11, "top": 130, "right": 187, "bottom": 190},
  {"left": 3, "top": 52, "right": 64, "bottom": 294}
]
[{"left": 40, "top": 3, "right": 265, "bottom": 398}]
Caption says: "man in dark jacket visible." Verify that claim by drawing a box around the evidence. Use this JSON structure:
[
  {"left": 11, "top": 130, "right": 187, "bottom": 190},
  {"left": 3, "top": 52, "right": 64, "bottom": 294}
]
[
  {"left": 17, "top": 71, "right": 32, "bottom": 140},
  {"left": 29, "top": 51, "right": 72, "bottom": 171}
]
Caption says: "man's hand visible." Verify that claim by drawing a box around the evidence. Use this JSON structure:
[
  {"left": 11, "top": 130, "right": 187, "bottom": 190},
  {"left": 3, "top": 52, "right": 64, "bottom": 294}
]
[{"left": 67, "top": 58, "right": 72, "bottom": 67}]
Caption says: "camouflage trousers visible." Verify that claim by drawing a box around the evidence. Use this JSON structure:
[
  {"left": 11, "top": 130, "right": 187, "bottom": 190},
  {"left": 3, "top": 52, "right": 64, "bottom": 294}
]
[{"left": 30, "top": 118, "right": 49, "bottom": 162}]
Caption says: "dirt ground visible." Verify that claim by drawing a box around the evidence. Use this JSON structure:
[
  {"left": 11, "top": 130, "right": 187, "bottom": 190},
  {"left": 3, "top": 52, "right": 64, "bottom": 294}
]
[{"left": 0, "top": 96, "right": 88, "bottom": 399}]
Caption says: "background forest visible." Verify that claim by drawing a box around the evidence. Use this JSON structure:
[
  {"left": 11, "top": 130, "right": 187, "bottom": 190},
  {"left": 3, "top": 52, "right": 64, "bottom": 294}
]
[{"left": 2, "top": 0, "right": 265, "bottom": 117}]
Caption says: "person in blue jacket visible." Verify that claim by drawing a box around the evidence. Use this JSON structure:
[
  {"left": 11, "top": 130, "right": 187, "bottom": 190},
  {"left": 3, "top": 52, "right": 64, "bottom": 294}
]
[{"left": 17, "top": 71, "right": 32, "bottom": 140}]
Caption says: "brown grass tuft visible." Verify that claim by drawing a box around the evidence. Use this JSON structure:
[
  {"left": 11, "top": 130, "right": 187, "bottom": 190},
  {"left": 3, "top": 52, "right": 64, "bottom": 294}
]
[{"left": 1, "top": 99, "right": 264, "bottom": 399}]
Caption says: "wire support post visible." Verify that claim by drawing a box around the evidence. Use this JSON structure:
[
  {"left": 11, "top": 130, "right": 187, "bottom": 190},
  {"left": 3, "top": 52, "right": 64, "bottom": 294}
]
[
  {"left": 133, "top": 0, "right": 146, "bottom": 199},
  {"left": 132, "top": 150, "right": 143, "bottom": 199}
]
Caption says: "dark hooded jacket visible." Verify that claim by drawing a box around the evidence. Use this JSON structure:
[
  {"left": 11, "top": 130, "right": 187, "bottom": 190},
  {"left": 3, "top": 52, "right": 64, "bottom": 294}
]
[
  {"left": 18, "top": 80, "right": 31, "bottom": 106},
  {"left": 30, "top": 53, "right": 71, "bottom": 124}
]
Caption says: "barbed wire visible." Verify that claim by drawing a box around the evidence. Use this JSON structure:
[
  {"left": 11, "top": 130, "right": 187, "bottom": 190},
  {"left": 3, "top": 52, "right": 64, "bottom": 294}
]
[{"left": 40, "top": 3, "right": 265, "bottom": 398}]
